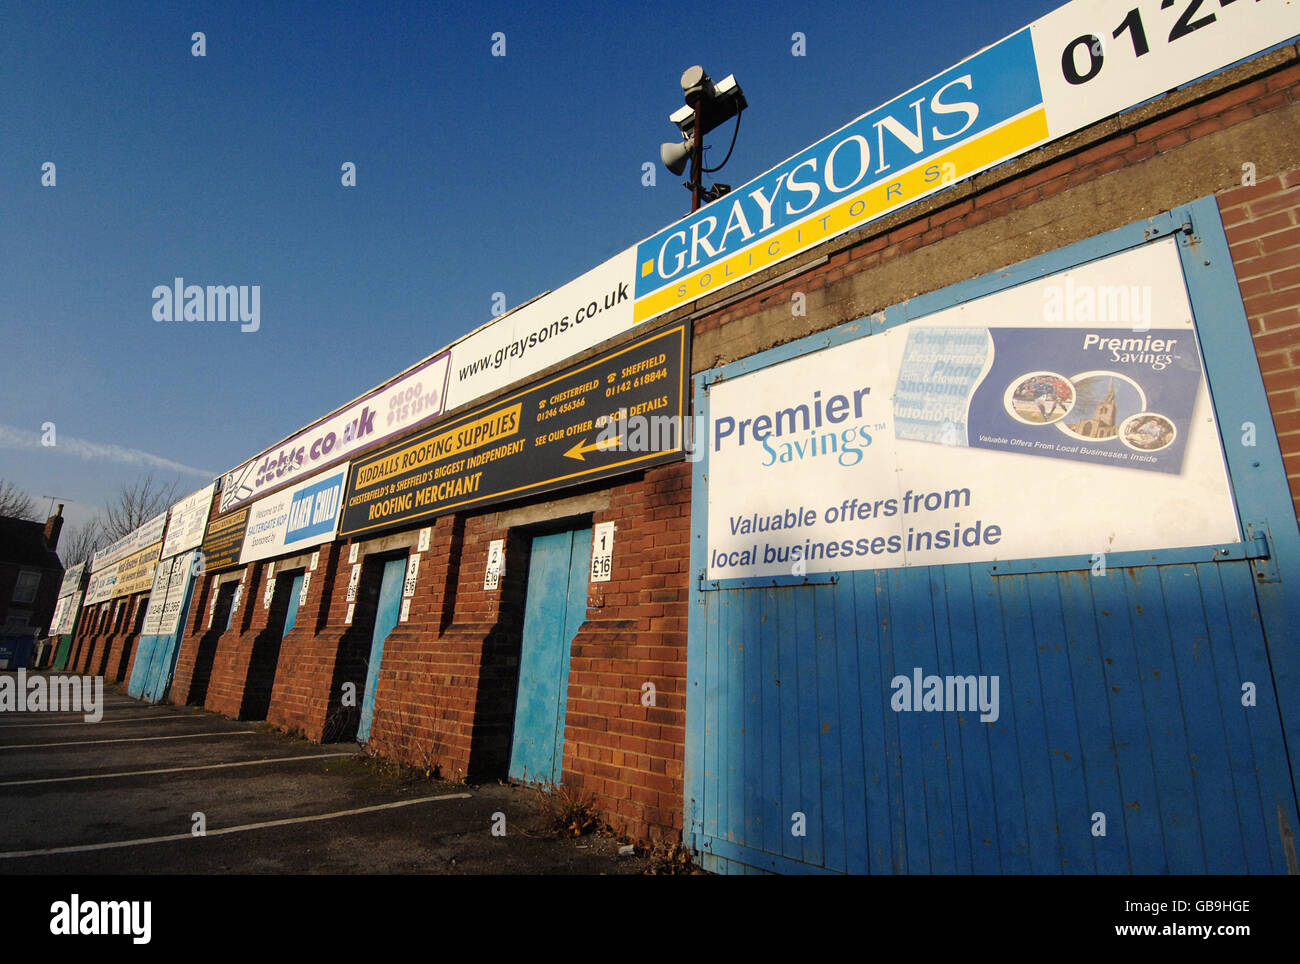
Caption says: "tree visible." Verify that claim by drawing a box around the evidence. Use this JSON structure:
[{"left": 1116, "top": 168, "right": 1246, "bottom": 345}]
[
  {"left": 59, "top": 517, "right": 106, "bottom": 568},
  {"left": 101, "top": 474, "right": 180, "bottom": 541},
  {"left": 0, "top": 479, "right": 38, "bottom": 520}
]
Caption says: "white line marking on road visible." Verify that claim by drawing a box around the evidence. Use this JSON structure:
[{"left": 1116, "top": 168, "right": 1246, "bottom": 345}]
[
  {"left": 0, "top": 752, "right": 355, "bottom": 786},
  {"left": 0, "top": 732, "right": 256, "bottom": 750},
  {"left": 0, "top": 714, "right": 193, "bottom": 729},
  {"left": 0, "top": 792, "right": 475, "bottom": 859}
]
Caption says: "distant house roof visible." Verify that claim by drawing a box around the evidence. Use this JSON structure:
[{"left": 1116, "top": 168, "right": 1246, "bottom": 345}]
[{"left": 0, "top": 515, "right": 63, "bottom": 570}]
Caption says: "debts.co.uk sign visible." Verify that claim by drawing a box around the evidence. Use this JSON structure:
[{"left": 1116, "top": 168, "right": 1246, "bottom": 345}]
[{"left": 219, "top": 353, "right": 450, "bottom": 514}]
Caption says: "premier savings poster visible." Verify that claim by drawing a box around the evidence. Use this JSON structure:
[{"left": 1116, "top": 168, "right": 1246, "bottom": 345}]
[{"left": 704, "top": 238, "right": 1240, "bottom": 580}]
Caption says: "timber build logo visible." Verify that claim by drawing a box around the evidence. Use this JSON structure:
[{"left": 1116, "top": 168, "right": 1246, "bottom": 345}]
[
  {"left": 890, "top": 667, "right": 1000, "bottom": 723},
  {"left": 152, "top": 277, "right": 261, "bottom": 332},
  {"left": 50, "top": 895, "right": 151, "bottom": 944},
  {"left": 0, "top": 670, "right": 102, "bottom": 723}
]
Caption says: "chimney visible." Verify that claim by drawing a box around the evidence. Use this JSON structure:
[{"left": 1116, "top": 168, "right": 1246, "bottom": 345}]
[{"left": 44, "top": 503, "right": 63, "bottom": 551}]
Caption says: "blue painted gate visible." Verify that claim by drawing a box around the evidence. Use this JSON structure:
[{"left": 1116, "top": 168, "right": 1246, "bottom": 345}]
[
  {"left": 687, "top": 201, "right": 1300, "bottom": 874},
  {"left": 357, "top": 557, "right": 406, "bottom": 743},
  {"left": 509, "top": 527, "right": 593, "bottom": 786}
]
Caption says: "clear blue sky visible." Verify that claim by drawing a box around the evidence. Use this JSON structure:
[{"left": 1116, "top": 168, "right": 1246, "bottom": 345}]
[{"left": 0, "top": 0, "right": 1060, "bottom": 531}]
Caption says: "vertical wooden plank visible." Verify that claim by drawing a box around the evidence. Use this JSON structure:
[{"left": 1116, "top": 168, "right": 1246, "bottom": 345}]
[
  {"left": 1056, "top": 570, "right": 1130, "bottom": 874},
  {"left": 918, "top": 565, "right": 959, "bottom": 874},
  {"left": 1159, "top": 564, "right": 1245, "bottom": 873},
  {"left": 813, "top": 583, "right": 846, "bottom": 872},
  {"left": 992, "top": 572, "right": 1060, "bottom": 874},
  {"left": 777, "top": 587, "right": 803, "bottom": 862},
  {"left": 933, "top": 565, "right": 976, "bottom": 873},
  {"left": 703, "top": 590, "right": 721, "bottom": 842},
  {"left": 1025, "top": 573, "right": 1091, "bottom": 874},
  {"left": 793, "top": 586, "right": 824, "bottom": 868},
  {"left": 944, "top": 564, "right": 1001, "bottom": 874},
  {"left": 876, "top": 571, "right": 907, "bottom": 873},
  {"left": 725, "top": 588, "right": 745, "bottom": 846},
  {"left": 888, "top": 567, "right": 935, "bottom": 874},
  {"left": 717, "top": 589, "right": 738, "bottom": 847},
  {"left": 835, "top": 573, "right": 868, "bottom": 874},
  {"left": 1218, "top": 561, "right": 1299, "bottom": 873},
  {"left": 853, "top": 570, "right": 895, "bottom": 873},
  {"left": 759, "top": 587, "right": 784, "bottom": 860},
  {"left": 969, "top": 566, "right": 1029, "bottom": 872},
  {"left": 1193, "top": 562, "right": 1272, "bottom": 872},
  {"left": 1090, "top": 568, "right": 1167, "bottom": 872},
  {"left": 741, "top": 588, "right": 765, "bottom": 851},
  {"left": 1128, "top": 565, "right": 1206, "bottom": 873}
]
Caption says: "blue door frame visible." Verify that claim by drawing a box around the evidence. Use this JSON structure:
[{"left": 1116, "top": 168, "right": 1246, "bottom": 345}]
[
  {"left": 358, "top": 557, "right": 406, "bottom": 743},
  {"left": 509, "top": 527, "right": 593, "bottom": 786},
  {"left": 686, "top": 197, "right": 1300, "bottom": 874}
]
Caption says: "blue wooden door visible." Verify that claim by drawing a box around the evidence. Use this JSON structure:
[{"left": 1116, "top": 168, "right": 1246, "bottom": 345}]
[
  {"left": 509, "top": 527, "right": 593, "bottom": 785},
  {"left": 685, "top": 202, "right": 1300, "bottom": 874},
  {"left": 282, "top": 573, "right": 304, "bottom": 637},
  {"left": 357, "top": 557, "right": 406, "bottom": 743}
]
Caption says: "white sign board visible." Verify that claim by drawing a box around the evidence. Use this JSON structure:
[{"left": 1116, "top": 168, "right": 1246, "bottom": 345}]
[
  {"left": 705, "top": 239, "right": 1240, "bottom": 580},
  {"left": 444, "top": 248, "right": 636, "bottom": 412},
  {"left": 91, "top": 511, "right": 168, "bottom": 572},
  {"left": 161, "top": 483, "right": 216, "bottom": 559},
  {"left": 239, "top": 463, "right": 350, "bottom": 565},
  {"left": 484, "top": 539, "right": 505, "bottom": 591},
  {"left": 403, "top": 555, "right": 420, "bottom": 598},
  {"left": 220, "top": 354, "right": 450, "bottom": 513},
  {"left": 590, "top": 522, "right": 615, "bottom": 583}
]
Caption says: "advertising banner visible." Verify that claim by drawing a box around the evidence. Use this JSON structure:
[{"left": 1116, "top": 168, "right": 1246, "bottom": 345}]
[
  {"left": 200, "top": 503, "right": 249, "bottom": 573},
  {"left": 239, "top": 463, "right": 350, "bottom": 564},
  {"left": 444, "top": 248, "right": 637, "bottom": 412},
  {"left": 49, "top": 591, "right": 82, "bottom": 636},
  {"left": 341, "top": 322, "right": 689, "bottom": 538},
  {"left": 162, "top": 483, "right": 216, "bottom": 559},
  {"left": 56, "top": 562, "right": 84, "bottom": 599},
  {"left": 140, "top": 556, "right": 175, "bottom": 636},
  {"left": 703, "top": 239, "right": 1240, "bottom": 580},
  {"left": 85, "top": 565, "right": 117, "bottom": 606},
  {"left": 113, "top": 542, "right": 163, "bottom": 597},
  {"left": 160, "top": 552, "right": 198, "bottom": 636},
  {"left": 219, "top": 353, "right": 450, "bottom": 514},
  {"left": 632, "top": 0, "right": 1299, "bottom": 326},
  {"left": 91, "top": 512, "right": 168, "bottom": 572}
]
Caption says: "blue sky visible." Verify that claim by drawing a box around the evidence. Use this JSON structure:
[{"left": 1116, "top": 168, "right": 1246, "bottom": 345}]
[{"left": 0, "top": 0, "right": 1061, "bottom": 530}]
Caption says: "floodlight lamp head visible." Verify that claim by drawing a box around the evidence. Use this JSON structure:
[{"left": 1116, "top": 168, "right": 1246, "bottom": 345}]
[
  {"left": 660, "top": 137, "right": 693, "bottom": 176},
  {"left": 681, "top": 65, "right": 715, "bottom": 108}
]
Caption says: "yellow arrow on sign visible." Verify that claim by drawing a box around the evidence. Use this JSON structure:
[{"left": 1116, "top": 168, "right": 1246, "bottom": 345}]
[{"left": 564, "top": 435, "right": 623, "bottom": 461}]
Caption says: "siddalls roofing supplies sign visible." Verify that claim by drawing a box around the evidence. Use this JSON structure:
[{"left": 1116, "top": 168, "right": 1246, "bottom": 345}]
[
  {"left": 239, "top": 463, "right": 350, "bottom": 564},
  {"left": 634, "top": 0, "right": 1299, "bottom": 324},
  {"left": 704, "top": 239, "right": 1240, "bottom": 580}
]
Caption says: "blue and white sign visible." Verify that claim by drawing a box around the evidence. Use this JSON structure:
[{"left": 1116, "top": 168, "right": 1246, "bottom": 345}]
[
  {"left": 704, "top": 239, "right": 1241, "bottom": 580},
  {"left": 239, "top": 463, "right": 350, "bottom": 565}
]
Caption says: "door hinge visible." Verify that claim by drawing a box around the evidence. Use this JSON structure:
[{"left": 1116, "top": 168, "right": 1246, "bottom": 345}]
[{"left": 1245, "top": 522, "right": 1280, "bottom": 583}]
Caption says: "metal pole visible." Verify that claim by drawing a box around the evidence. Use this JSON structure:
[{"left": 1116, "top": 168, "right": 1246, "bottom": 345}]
[{"left": 690, "top": 100, "right": 704, "bottom": 212}]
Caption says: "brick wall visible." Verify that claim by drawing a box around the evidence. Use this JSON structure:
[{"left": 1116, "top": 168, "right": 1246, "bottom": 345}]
[
  {"left": 359, "top": 461, "right": 691, "bottom": 843},
  {"left": 1219, "top": 172, "right": 1300, "bottom": 516}
]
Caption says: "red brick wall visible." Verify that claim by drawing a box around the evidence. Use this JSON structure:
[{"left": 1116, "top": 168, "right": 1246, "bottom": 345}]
[
  {"left": 360, "top": 461, "right": 691, "bottom": 843},
  {"left": 264, "top": 544, "right": 346, "bottom": 739},
  {"left": 1219, "top": 171, "right": 1300, "bottom": 515}
]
